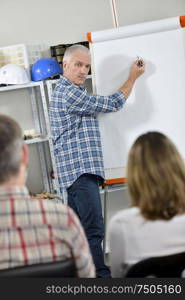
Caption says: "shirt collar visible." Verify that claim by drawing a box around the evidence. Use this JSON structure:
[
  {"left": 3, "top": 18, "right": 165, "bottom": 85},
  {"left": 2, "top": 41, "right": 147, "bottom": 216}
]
[
  {"left": 0, "top": 185, "right": 30, "bottom": 200},
  {"left": 60, "top": 75, "right": 85, "bottom": 90}
]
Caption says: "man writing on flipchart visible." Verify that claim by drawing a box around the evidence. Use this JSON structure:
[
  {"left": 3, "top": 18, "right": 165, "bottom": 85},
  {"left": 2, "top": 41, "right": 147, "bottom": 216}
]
[{"left": 49, "top": 44, "right": 145, "bottom": 278}]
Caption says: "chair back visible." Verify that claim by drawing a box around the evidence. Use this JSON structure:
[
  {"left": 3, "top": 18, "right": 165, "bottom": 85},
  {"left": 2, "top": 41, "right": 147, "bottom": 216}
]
[
  {"left": 125, "top": 251, "right": 185, "bottom": 278},
  {"left": 0, "top": 258, "right": 76, "bottom": 277}
]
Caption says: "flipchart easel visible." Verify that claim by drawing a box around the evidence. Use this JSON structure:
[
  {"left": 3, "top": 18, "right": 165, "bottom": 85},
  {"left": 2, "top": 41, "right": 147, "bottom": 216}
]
[
  {"left": 87, "top": 3, "right": 185, "bottom": 253},
  {"left": 89, "top": 0, "right": 126, "bottom": 254}
]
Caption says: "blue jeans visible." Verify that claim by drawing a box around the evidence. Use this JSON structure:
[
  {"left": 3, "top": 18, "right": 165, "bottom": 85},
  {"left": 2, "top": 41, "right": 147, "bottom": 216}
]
[{"left": 67, "top": 173, "right": 111, "bottom": 278}]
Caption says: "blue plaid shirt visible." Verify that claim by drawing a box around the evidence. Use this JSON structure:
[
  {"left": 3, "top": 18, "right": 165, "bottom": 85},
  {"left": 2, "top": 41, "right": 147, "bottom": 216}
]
[{"left": 49, "top": 76, "right": 126, "bottom": 189}]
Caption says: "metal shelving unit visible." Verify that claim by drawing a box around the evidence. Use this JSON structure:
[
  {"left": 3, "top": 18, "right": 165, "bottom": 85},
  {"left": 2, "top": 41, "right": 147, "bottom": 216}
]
[{"left": 0, "top": 81, "right": 61, "bottom": 199}]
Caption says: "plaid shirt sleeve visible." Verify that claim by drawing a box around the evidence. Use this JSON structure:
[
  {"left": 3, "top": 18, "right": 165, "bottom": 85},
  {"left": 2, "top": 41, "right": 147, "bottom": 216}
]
[
  {"left": 62, "top": 84, "right": 126, "bottom": 115},
  {"left": 64, "top": 206, "right": 96, "bottom": 278}
]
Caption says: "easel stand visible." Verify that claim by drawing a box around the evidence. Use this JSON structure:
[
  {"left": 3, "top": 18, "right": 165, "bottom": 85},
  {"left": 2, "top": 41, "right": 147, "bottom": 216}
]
[{"left": 101, "top": 178, "right": 127, "bottom": 256}]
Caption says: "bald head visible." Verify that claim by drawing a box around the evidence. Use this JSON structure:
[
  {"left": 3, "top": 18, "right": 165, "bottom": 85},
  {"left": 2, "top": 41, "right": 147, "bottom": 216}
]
[{"left": 63, "top": 44, "right": 90, "bottom": 62}]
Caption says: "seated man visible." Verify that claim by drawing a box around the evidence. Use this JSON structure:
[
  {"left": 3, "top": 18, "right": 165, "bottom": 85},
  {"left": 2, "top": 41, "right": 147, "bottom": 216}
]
[{"left": 0, "top": 114, "right": 95, "bottom": 278}]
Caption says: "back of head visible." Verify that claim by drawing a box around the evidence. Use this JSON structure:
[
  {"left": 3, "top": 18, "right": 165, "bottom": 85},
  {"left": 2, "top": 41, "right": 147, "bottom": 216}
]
[
  {"left": 127, "top": 131, "right": 185, "bottom": 220},
  {"left": 63, "top": 44, "right": 90, "bottom": 62},
  {"left": 0, "top": 115, "right": 23, "bottom": 184}
]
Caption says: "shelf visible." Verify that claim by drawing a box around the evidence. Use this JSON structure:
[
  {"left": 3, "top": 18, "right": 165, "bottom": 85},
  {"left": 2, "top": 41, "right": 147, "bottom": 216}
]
[
  {"left": 0, "top": 76, "right": 92, "bottom": 92},
  {"left": 24, "top": 136, "right": 49, "bottom": 145},
  {"left": 46, "top": 75, "right": 92, "bottom": 86},
  {"left": 99, "top": 184, "right": 127, "bottom": 194},
  {"left": 0, "top": 81, "right": 43, "bottom": 92}
]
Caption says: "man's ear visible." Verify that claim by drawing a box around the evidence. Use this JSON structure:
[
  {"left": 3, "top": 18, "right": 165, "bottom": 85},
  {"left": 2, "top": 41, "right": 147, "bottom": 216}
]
[
  {"left": 21, "top": 143, "right": 29, "bottom": 167},
  {"left": 63, "top": 60, "right": 67, "bottom": 71}
]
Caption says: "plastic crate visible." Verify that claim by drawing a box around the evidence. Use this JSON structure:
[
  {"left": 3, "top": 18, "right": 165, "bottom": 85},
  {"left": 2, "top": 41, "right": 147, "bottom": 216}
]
[
  {"left": 0, "top": 44, "right": 29, "bottom": 68},
  {"left": 50, "top": 41, "right": 89, "bottom": 65},
  {"left": 0, "top": 43, "right": 49, "bottom": 80}
]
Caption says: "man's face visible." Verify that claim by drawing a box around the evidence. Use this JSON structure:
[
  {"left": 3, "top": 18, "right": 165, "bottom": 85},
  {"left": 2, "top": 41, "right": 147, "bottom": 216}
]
[{"left": 63, "top": 51, "right": 91, "bottom": 85}]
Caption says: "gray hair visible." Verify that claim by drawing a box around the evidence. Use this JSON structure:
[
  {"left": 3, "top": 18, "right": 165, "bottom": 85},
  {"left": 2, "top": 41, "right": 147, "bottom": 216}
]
[
  {"left": 63, "top": 44, "right": 90, "bottom": 61},
  {"left": 0, "top": 115, "right": 23, "bottom": 183}
]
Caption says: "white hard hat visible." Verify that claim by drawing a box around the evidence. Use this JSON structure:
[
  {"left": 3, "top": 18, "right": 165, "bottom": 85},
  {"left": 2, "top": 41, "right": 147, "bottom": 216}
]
[{"left": 0, "top": 64, "right": 30, "bottom": 84}]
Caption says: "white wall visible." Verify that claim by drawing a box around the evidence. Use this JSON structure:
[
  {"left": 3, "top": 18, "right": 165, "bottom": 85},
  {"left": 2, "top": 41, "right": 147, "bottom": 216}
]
[
  {"left": 0, "top": 0, "right": 113, "bottom": 46},
  {"left": 117, "top": 0, "right": 185, "bottom": 26}
]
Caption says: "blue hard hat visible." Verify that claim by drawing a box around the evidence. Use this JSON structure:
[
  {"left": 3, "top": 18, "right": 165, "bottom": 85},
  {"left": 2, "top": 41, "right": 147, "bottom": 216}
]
[{"left": 31, "top": 58, "right": 62, "bottom": 81}]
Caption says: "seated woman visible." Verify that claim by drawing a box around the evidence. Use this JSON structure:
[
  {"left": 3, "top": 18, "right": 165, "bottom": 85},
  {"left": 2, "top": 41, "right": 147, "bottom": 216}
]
[{"left": 108, "top": 131, "right": 185, "bottom": 277}]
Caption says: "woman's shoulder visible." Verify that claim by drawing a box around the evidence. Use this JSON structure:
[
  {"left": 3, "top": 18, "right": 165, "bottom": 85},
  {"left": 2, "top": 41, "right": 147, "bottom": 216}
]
[{"left": 109, "top": 206, "right": 141, "bottom": 227}]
